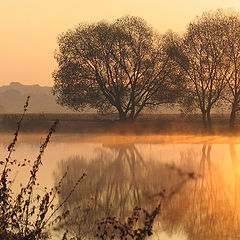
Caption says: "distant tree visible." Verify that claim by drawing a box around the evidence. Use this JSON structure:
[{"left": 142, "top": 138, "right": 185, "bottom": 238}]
[
  {"left": 53, "top": 16, "right": 180, "bottom": 120},
  {"left": 167, "top": 10, "right": 233, "bottom": 130}
]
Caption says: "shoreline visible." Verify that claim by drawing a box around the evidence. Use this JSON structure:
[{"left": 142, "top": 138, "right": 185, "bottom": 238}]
[{"left": 1, "top": 113, "right": 240, "bottom": 137}]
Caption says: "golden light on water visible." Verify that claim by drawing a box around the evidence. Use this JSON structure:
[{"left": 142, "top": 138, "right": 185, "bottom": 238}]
[
  {"left": 2, "top": 133, "right": 240, "bottom": 239},
  {"left": 235, "top": 161, "right": 240, "bottom": 175}
]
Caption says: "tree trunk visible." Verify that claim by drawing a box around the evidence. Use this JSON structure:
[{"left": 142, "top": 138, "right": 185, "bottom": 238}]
[
  {"left": 206, "top": 109, "right": 212, "bottom": 131},
  {"left": 229, "top": 103, "right": 237, "bottom": 130},
  {"left": 201, "top": 110, "right": 208, "bottom": 129},
  {"left": 118, "top": 110, "right": 127, "bottom": 121},
  {"left": 129, "top": 108, "right": 135, "bottom": 120}
]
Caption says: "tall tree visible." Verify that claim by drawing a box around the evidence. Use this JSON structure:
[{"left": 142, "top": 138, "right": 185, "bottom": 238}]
[
  {"left": 220, "top": 11, "right": 240, "bottom": 129},
  {"left": 53, "top": 16, "right": 178, "bottom": 120},
  {"left": 167, "top": 10, "right": 232, "bottom": 130}
]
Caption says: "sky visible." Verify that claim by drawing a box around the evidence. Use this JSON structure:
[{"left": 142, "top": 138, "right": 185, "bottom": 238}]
[{"left": 1, "top": 0, "right": 240, "bottom": 87}]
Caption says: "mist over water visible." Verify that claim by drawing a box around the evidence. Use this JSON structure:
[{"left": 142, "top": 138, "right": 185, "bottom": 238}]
[{"left": 1, "top": 133, "right": 240, "bottom": 239}]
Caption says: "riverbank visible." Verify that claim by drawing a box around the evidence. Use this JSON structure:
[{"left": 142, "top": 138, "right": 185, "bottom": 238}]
[{"left": 0, "top": 113, "right": 238, "bottom": 135}]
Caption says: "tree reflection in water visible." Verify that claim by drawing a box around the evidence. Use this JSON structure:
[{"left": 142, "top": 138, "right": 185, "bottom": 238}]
[
  {"left": 54, "top": 143, "right": 240, "bottom": 240},
  {"left": 54, "top": 144, "right": 195, "bottom": 239},
  {"left": 162, "top": 143, "right": 240, "bottom": 240}
]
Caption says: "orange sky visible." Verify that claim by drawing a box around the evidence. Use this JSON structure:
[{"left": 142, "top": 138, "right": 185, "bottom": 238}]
[{"left": 1, "top": 0, "right": 240, "bottom": 87}]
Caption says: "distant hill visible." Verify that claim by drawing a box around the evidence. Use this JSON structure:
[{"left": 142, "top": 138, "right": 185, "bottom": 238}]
[
  {"left": 0, "top": 82, "right": 181, "bottom": 114},
  {"left": 0, "top": 82, "right": 74, "bottom": 113}
]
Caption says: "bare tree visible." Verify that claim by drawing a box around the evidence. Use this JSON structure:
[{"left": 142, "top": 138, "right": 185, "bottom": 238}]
[
  {"left": 167, "top": 10, "right": 233, "bottom": 130},
  {"left": 53, "top": 16, "right": 178, "bottom": 120}
]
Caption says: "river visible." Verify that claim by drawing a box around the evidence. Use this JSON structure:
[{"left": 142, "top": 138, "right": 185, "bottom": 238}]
[{"left": 1, "top": 133, "right": 240, "bottom": 239}]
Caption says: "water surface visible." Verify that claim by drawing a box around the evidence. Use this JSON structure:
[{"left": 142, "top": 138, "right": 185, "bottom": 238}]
[{"left": 1, "top": 133, "right": 240, "bottom": 239}]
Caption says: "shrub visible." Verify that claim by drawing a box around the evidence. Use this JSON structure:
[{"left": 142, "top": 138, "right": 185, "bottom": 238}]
[{"left": 0, "top": 97, "right": 85, "bottom": 240}]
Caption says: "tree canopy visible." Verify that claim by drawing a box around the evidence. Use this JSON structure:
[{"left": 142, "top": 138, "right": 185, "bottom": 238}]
[
  {"left": 220, "top": 11, "right": 240, "bottom": 129},
  {"left": 53, "top": 16, "right": 181, "bottom": 120},
  {"left": 166, "top": 10, "right": 236, "bottom": 129},
  {"left": 53, "top": 11, "right": 240, "bottom": 129}
]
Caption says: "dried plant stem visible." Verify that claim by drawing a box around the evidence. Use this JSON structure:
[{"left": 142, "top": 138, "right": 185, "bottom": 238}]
[
  {"left": 45, "top": 172, "right": 86, "bottom": 228},
  {"left": 1, "top": 96, "right": 30, "bottom": 186}
]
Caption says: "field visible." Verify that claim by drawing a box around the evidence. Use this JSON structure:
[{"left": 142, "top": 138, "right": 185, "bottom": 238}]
[{"left": 0, "top": 113, "right": 238, "bottom": 135}]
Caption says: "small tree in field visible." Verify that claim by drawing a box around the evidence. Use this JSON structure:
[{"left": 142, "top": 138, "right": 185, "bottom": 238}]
[{"left": 53, "top": 16, "right": 179, "bottom": 120}]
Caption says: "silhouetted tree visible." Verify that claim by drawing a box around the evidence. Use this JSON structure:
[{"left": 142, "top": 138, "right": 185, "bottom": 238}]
[
  {"left": 167, "top": 10, "right": 233, "bottom": 130},
  {"left": 219, "top": 11, "right": 240, "bottom": 129},
  {"left": 53, "top": 16, "right": 179, "bottom": 120}
]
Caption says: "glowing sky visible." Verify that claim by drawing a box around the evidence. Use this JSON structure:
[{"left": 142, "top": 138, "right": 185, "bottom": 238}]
[{"left": 1, "top": 0, "right": 240, "bottom": 87}]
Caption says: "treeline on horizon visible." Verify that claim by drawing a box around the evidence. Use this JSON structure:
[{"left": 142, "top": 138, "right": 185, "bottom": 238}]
[{"left": 52, "top": 8, "right": 240, "bottom": 131}]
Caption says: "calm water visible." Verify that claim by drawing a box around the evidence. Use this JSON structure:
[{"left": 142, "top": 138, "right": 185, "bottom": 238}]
[{"left": 1, "top": 133, "right": 240, "bottom": 239}]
